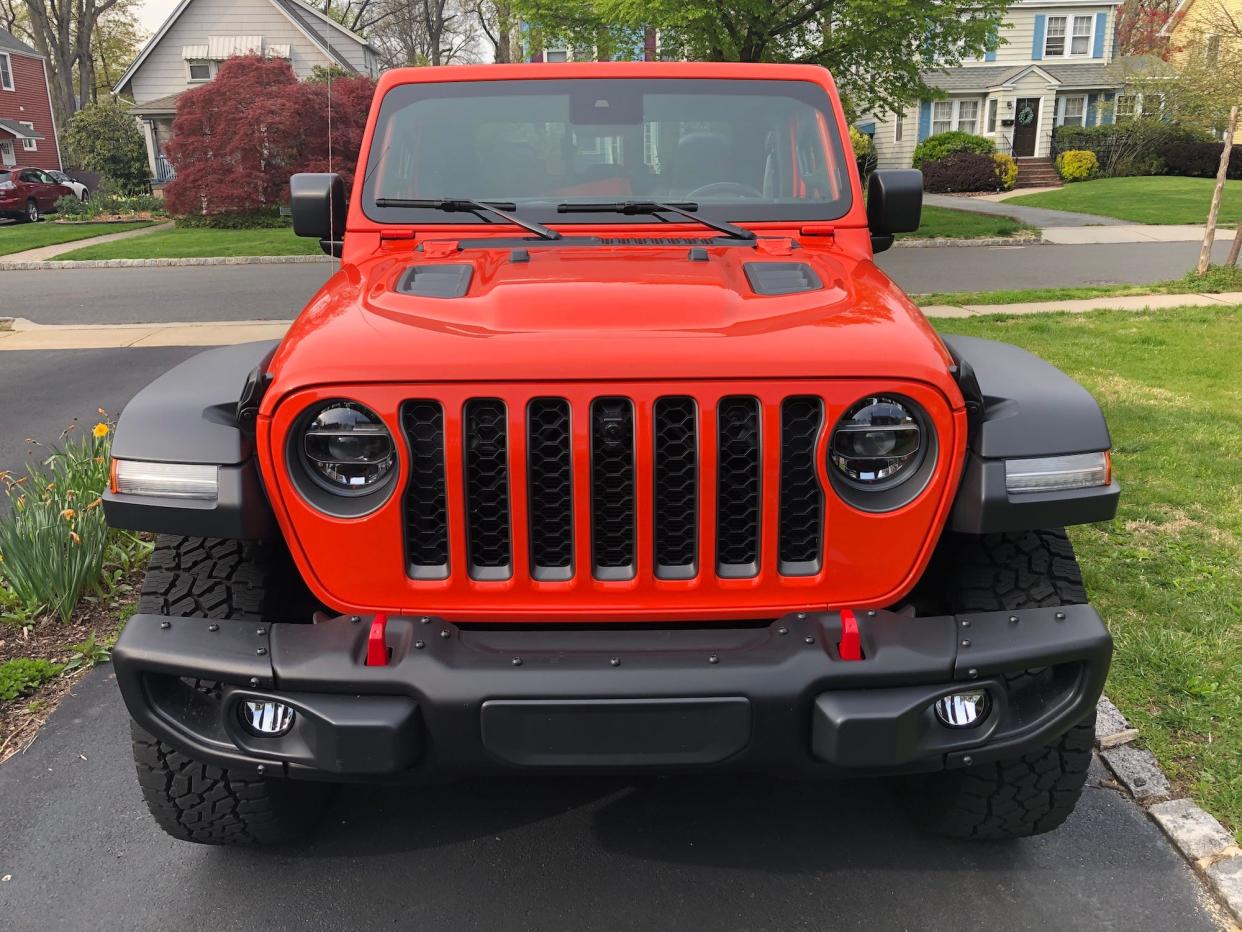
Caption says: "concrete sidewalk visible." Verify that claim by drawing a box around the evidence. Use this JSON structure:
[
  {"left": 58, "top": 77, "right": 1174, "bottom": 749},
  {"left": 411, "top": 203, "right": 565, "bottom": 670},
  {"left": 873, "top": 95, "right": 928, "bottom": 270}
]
[
  {"left": 1041, "top": 224, "right": 1237, "bottom": 245},
  {"left": 1, "top": 221, "right": 173, "bottom": 262},
  {"left": 923, "top": 192, "right": 1125, "bottom": 228},
  {"left": 2, "top": 290, "right": 1239, "bottom": 350}
]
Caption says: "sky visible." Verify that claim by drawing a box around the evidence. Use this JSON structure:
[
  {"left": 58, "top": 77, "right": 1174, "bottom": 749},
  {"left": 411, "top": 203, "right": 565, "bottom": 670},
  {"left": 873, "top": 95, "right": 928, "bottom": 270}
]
[{"left": 137, "top": 0, "right": 182, "bottom": 35}]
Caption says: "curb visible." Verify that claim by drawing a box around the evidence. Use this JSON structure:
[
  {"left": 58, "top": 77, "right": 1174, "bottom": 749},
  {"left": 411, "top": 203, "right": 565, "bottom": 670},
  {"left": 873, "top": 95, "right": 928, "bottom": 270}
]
[
  {"left": 1095, "top": 695, "right": 1241, "bottom": 922},
  {"left": 0, "top": 255, "right": 333, "bottom": 270},
  {"left": 893, "top": 234, "right": 1044, "bottom": 248}
]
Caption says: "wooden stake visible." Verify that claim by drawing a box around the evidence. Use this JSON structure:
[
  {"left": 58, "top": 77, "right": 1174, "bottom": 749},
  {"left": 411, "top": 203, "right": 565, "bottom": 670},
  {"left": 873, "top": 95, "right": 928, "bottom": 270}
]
[
  {"left": 1198, "top": 105, "right": 1239, "bottom": 275},
  {"left": 1229, "top": 221, "right": 1242, "bottom": 268}
]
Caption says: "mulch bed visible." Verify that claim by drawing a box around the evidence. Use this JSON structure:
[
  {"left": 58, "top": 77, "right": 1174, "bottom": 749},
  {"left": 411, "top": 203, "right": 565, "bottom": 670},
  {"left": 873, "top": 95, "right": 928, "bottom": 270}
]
[{"left": 0, "top": 570, "right": 141, "bottom": 763}]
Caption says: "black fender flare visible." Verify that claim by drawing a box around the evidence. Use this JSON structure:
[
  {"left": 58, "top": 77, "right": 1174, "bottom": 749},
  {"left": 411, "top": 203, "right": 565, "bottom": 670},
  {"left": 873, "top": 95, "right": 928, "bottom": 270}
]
[
  {"left": 102, "top": 341, "right": 280, "bottom": 540},
  {"left": 940, "top": 334, "right": 1120, "bottom": 534}
]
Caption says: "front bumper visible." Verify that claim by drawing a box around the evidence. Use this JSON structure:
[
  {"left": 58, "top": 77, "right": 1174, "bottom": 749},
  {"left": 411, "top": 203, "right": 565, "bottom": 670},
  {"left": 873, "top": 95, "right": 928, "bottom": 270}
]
[{"left": 112, "top": 605, "right": 1111, "bottom": 781}]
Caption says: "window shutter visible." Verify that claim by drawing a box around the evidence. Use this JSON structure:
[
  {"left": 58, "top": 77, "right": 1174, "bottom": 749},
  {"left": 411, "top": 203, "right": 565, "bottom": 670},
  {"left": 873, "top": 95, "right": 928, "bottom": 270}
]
[
  {"left": 1032, "top": 14, "right": 1046, "bottom": 60},
  {"left": 1086, "top": 93, "right": 1098, "bottom": 126},
  {"left": 985, "top": 23, "right": 999, "bottom": 62},
  {"left": 1093, "top": 12, "right": 1107, "bottom": 58},
  {"left": 917, "top": 101, "right": 932, "bottom": 142},
  {"left": 1100, "top": 92, "right": 1115, "bottom": 125}
]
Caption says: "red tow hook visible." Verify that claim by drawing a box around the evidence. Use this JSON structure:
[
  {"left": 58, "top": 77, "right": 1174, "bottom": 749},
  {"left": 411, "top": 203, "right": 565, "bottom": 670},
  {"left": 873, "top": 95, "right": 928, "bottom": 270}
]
[
  {"left": 838, "top": 608, "right": 863, "bottom": 661},
  {"left": 366, "top": 613, "right": 390, "bottom": 666}
]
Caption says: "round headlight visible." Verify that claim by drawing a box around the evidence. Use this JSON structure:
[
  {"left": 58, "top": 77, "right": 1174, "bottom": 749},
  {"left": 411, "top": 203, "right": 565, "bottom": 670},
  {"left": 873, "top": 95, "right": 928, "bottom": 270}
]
[
  {"left": 301, "top": 402, "right": 395, "bottom": 495},
  {"left": 831, "top": 396, "right": 922, "bottom": 488}
]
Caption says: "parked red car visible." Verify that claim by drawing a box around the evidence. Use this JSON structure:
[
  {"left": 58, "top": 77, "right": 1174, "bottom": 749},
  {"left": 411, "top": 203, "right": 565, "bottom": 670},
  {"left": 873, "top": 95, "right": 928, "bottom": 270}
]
[{"left": 0, "top": 166, "right": 75, "bottom": 222}]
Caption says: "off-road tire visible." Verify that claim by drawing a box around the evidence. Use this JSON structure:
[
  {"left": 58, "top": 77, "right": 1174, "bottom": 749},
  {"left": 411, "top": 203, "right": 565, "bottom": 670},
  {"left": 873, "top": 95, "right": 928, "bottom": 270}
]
[
  {"left": 903, "top": 528, "right": 1096, "bottom": 840},
  {"left": 130, "top": 535, "right": 329, "bottom": 845}
]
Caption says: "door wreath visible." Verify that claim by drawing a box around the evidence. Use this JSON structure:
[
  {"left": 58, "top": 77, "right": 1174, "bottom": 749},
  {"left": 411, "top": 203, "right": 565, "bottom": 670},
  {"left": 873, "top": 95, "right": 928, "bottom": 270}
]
[{"left": 1017, "top": 104, "right": 1035, "bottom": 126}]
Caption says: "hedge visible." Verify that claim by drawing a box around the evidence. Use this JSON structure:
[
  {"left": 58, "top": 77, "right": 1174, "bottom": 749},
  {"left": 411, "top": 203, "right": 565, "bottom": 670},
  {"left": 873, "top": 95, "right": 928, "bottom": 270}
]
[
  {"left": 921, "top": 151, "right": 1000, "bottom": 193},
  {"left": 1158, "top": 142, "right": 1242, "bottom": 180},
  {"left": 912, "top": 131, "right": 995, "bottom": 169},
  {"left": 1051, "top": 122, "right": 1214, "bottom": 177}
]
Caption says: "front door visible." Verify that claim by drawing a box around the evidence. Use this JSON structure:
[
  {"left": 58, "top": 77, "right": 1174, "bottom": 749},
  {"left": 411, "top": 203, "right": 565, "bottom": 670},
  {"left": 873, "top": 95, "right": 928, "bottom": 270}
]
[
  {"left": 0, "top": 139, "right": 15, "bottom": 168},
  {"left": 1012, "top": 98, "right": 1040, "bottom": 157}
]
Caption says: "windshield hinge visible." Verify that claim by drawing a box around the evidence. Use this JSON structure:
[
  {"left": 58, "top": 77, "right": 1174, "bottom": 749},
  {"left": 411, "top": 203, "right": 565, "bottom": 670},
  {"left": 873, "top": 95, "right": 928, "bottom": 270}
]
[
  {"left": 798, "top": 224, "right": 835, "bottom": 239},
  {"left": 379, "top": 228, "right": 417, "bottom": 242}
]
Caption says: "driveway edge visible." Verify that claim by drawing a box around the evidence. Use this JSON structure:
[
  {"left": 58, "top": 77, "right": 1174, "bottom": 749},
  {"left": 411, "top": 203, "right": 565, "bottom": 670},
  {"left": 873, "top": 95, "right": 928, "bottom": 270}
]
[
  {"left": 1095, "top": 695, "right": 1242, "bottom": 922},
  {"left": 0, "top": 255, "right": 333, "bottom": 270}
]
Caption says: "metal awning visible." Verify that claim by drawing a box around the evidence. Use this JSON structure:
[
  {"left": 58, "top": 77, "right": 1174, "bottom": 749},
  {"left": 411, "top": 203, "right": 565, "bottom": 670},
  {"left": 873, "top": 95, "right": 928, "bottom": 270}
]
[{"left": 0, "top": 118, "right": 44, "bottom": 141}]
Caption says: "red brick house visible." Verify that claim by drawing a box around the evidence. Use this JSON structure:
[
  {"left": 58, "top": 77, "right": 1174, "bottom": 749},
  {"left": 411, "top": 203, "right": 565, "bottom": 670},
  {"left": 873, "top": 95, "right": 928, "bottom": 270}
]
[{"left": 0, "top": 27, "right": 62, "bottom": 171}]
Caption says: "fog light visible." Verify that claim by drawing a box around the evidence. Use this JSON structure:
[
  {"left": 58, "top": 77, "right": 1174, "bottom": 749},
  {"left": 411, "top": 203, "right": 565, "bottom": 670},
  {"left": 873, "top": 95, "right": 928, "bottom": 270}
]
[
  {"left": 239, "top": 699, "right": 295, "bottom": 736},
  {"left": 934, "top": 690, "right": 990, "bottom": 728}
]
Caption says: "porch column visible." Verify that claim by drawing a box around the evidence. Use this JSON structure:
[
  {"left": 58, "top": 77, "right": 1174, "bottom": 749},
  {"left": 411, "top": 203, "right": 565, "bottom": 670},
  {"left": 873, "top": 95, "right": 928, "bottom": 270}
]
[{"left": 139, "top": 117, "right": 158, "bottom": 176}]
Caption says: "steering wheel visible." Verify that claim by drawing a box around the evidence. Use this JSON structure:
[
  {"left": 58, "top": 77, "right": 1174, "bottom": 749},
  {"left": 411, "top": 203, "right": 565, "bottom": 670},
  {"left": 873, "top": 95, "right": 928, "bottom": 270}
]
[{"left": 686, "top": 181, "right": 766, "bottom": 199}]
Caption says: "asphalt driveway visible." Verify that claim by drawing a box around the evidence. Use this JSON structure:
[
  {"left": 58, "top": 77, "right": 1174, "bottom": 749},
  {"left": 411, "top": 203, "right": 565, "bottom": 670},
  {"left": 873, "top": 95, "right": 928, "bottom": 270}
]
[{"left": 0, "top": 667, "right": 1224, "bottom": 932}]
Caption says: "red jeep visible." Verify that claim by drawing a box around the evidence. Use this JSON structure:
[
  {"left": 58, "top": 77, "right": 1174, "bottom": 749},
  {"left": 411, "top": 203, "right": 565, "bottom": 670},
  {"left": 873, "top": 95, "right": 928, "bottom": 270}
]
[{"left": 104, "top": 63, "right": 1119, "bottom": 846}]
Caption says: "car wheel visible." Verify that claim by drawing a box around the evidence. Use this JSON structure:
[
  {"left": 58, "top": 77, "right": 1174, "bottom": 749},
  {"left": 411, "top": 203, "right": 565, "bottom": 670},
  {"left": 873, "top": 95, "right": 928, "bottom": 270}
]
[
  {"left": 80, "top": 189, "right": 89, "bottom": 202},
  {"left": 24, "top": 199, "right": 39, "bottom": 223}
]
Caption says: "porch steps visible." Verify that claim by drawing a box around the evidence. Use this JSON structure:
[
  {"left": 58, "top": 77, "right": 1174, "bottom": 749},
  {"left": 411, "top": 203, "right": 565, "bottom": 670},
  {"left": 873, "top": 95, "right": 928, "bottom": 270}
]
[{"left": 1014, "top": 157, "right": 1062, "bottom": 188}]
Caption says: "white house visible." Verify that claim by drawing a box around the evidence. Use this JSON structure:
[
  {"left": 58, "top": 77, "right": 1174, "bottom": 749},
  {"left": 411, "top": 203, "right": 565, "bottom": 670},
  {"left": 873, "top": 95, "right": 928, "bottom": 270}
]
[
  {"left": 113, "top": 0, "right": 380, "bottom": 186},
  {"left": 864, "top": 0, "right": 1127, "bottom": 175}
]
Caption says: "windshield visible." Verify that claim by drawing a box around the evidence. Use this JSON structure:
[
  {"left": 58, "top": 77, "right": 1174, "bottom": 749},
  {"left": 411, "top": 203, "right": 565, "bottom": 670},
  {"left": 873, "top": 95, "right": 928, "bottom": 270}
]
[{"left": 361, "top": 78, "right": 853, "bottom": 226}]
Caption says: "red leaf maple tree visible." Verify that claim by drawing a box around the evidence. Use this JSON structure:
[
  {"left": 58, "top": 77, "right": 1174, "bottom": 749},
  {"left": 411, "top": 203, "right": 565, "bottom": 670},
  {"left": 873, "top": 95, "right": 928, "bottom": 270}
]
[{"left": 165, "top": 55, "right": 375, "bottom": 216}]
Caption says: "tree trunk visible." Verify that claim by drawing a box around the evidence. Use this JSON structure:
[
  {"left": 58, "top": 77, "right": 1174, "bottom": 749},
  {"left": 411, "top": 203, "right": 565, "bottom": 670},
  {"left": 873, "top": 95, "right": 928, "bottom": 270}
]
[{"left": 1198, "top": 105, "right": 1239, "bottom": 275}]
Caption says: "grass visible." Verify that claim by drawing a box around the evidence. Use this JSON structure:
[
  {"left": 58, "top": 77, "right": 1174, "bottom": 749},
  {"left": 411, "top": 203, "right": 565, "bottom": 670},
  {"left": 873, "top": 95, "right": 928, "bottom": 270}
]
[
  {"left": 1005, "top": 176, "right": 1242, "bottom": 225},
  {"left": 56, "top": 226, "right": 323, "bottom": 260},
  {"left": 899, "top": 205, "right": 1035, "bottom": 240},
  {"left": 0, "top": 220, "right": 154, "bottom": 256},
  {"left": 916, "top": 265, "right": 1242, "bottom": 306},
  {"left": 935, "top": 305, "right": 1242, "bottom": 841}
]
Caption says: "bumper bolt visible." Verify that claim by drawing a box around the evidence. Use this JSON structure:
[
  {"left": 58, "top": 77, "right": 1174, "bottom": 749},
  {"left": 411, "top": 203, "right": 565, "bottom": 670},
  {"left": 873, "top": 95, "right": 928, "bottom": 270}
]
[
  {"left": 1009, "top": 615, "right": 1019, "bottom": 624},
  {"left": 256, "top": 647, "right": 267, "bottom": 656},
  {"left": 208, "top": 623, "right": 219, "bottom": 632},
  {"left": 777, "top": 627, "right": 788, "bottom": 635},
  {"left": 960, "top": 619, "right": 971, "bottom": 628},
  {"left": 420, "top": 616, "right": 431, "bottom": 624},
  {"left": 961, "top": 639, "right": 971, "bottom": 648},
  {"left": 867, "top": 610, "right": 876, "bottom": 617},
  {"left": 249, "top": 677, "right": 259, "bottom": 687},
  {"left": 256, "top": 764, "right": 266, "bottom": 774},
  {"left": 610, "top": 658, "right": 621, "bottom": 667},
  {"left": 804, "top": 636, "right": 815, "bottom": 645},
  {"left": 708, "top": 655, "right": 719, "bottom": 664},
  {"left": 415, "top": 640, "right": 425, "bottom": 650},
  {"left": 159, "top": 621, "right": 170, "bottom": 629},
  {"left": 1055, "top": 611, "right": 1066, "bottom": 620},
  {"left": 350, "top": 615, "right": 360, "bottom": 623},
  {"left": 256, "top": 628, "right": 266, "bottom": 636},
  {"left": 512, "top": 657, "right": 523, "bottom": 666},
  {"left": 962, "top": 756, "right": 974, "bottom": 766},
  {"left": 797, "top": 612, "right": 806, "bottom": 620},
  {"left": 440, "top": 629, "right": 450, "bottom": 639},
  {"left": 967, "top": 667, "right": 979, "bottom": 679}
]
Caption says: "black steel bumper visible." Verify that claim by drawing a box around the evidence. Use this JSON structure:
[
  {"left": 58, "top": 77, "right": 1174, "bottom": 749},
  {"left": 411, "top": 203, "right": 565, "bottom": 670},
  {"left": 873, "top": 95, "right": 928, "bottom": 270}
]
[{"left": 111, "top": 605, "right": 1111, "bottom": 781}]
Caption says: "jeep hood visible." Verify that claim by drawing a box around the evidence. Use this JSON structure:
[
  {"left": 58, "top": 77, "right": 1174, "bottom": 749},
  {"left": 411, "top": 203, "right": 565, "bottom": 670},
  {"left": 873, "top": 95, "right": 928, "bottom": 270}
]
[{"left": 267, "top": 242, "right": 960, "bottom": 399}]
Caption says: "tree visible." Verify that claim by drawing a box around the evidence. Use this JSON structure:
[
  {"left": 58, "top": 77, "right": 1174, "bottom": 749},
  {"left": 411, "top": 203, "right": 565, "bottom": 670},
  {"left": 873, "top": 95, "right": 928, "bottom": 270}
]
[
  {"left": 90, "top": 2, "right": 145, "bottom": 102},
  {"left": 1115, "top": 0, "right": 1177, "bottom": 55},
  {"left": 62, "top": 99, "right": 149, "bottom": 190},
  {"left": 22, "top": 0, "right": 128, "bottom": 133},
  {"left": 512, "top": 0, "right": 1009, "bottom": 115},
  {"left": 474, "top": 0, "right": 517, "bottom": 62},
  {"left": 164, "top": 56, "right": 376, "bottom": 215},
  {"left": 371, "top": 0, "right": 482, "bottom": 66}
]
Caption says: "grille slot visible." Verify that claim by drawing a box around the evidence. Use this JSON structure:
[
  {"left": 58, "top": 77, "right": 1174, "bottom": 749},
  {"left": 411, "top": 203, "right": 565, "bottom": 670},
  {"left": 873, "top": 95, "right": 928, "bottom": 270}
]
[
  {"left": 778, "top": 396, "right": 825, "bottom": 575},
  {"left": 463, "top": 399, "right": 512, "bottom": 580},
  {"left": 526, "top": 398, "right": 574, "bottom": 581},
  {"left": 401, "top": 400, "right": 449, "bottom": 579},
  {"left": 590, "top": 397, "right": 636, "bottom": 580},
  {"left": 716, "top": 397, "right": 762, "bottom": 577},
  {"left": 653, "top": 397, "right": 698, "bottom": 579}
]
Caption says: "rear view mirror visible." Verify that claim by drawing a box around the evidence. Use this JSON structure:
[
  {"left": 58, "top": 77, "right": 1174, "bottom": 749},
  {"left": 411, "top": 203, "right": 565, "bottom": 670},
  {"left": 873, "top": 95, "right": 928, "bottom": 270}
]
[
  {"left": 867, "top": 169, "right": 923, "bottom": 253},
  {"left": 291, "top": 173, "right": 345, "bottom": 257}
]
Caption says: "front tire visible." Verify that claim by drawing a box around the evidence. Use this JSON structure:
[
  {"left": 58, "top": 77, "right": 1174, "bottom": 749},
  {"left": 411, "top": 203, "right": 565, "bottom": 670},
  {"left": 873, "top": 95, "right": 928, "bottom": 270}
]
[
  {"left": 22, "top": 199, "right": 39, "bottom": 223},
  {"left": 903, "top": 529, "right": 1096, "bottom": 840},
  {"left": 129, "top": 535, "right": 329, "bottom": 846}
]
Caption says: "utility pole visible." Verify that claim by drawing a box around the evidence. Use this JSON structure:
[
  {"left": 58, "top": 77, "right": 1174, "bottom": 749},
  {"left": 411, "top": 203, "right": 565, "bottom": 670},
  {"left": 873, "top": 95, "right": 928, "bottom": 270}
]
[{"left": 1198, "top": 105, "right": 1239, "bottom": 275}]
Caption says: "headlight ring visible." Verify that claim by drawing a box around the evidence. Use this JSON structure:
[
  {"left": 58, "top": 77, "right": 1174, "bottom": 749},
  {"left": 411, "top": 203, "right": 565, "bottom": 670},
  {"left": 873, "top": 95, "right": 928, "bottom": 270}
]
[
  {"left": 287, "top": 400, "right": 398, "bottom": 517},
  {"left": 828, "top": 395, "right": 937, "bottom": 512}
]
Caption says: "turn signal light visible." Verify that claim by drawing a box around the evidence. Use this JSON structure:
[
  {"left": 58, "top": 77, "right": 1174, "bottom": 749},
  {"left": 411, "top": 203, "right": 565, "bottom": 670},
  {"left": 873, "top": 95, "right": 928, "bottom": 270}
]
[
  {"left": 110, "top": 459, "right": 218, "bottom": 501},
  {"left": 1004, "top": 451, "right": 1111, "bottom": 494}
]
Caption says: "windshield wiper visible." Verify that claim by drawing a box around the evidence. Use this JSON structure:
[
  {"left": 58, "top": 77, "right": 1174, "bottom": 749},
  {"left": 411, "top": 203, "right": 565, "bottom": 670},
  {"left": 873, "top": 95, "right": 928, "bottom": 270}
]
[
  {"left": 556, "top": 200, "right": 756, "bottom": 242},
  {"left": 374, "top": 197, "right": 561, "bottom": 240}
]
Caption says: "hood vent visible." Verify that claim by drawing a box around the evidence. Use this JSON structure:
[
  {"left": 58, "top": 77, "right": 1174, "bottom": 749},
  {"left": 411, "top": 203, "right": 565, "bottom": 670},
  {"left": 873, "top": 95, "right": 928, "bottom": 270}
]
[
  {"left": 396, "top": 264, "right": 473, "bottom": 298},
  {"left": 596, "top": 237, "right": 715, "bottom": 246},
  {"left": 744, "top": 262, "right": 823, "bottom": 296}
]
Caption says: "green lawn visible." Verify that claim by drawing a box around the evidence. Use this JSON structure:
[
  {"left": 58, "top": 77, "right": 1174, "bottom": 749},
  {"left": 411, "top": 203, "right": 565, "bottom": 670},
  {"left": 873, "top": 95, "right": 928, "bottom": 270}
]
[
  {"left": 1005, "top": 176, "right": 1242, "bottom": 225},
  {"left": 916, "top": 265, "right": 1242, "bottom": 306},
  {"left": 900, "top": 205, "right": 1034, "bottom": 240},
  {"left": 936, "top": 305, "right": 1242, "bottom": 841},
  {"left": 0, "top": 221, "right": 154, "bottom": 257},
  {"left": 56, "top": 226, "right": 322, "bottom": 260}
]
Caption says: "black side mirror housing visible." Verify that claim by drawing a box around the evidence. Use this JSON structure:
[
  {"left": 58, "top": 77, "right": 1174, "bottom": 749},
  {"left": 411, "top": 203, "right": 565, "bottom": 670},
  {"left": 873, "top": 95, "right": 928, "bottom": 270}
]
[
  {"left": 867, "top": 169, "right": 923, "bottom": 254},
  {"left": 290, "top": 172, "right": 346, "bottom": 257}
]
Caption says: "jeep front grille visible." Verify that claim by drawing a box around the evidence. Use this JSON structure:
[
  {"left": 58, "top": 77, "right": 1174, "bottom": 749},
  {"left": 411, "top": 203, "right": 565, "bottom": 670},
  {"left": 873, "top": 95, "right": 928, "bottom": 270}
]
[{"left": 399, "top": 387, "right": 828, "bottom": 585}]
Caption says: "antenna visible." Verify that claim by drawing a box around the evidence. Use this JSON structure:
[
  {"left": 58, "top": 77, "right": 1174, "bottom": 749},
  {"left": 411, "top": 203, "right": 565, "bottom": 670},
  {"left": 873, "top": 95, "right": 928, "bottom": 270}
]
[{"left": 325, "top": 20, "right": 338, "bottom": 270}]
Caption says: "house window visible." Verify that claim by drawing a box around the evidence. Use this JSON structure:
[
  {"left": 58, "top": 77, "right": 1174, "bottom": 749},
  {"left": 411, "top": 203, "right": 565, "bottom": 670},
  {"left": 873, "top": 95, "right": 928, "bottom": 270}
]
[
  {"left": 1058, "top": 96, "right": 1086, "bottom": 127},
  {"left": 1045, "top": 15, "right": 1092, "bottom": 58},
  {"left": 19, "top": 121, "right": 36, "bottom": 151},
  {"left": 932, "top": 101, "right": 953, "bottom": 135},
  {"left": 186, "top": 60, "right": 212, "bottom": 81},
  {"left": 895, "top": 110, "right": 904, "bottom": 142},
  {"left": 987, "top": 99, "right": 998, "bottom": 133},
  {"left": 544, "top": 47, "right": 569, "bottom": 62},
  {"left": 956, "top": 100, "right": 979, "bottom": 133},
  {"left": 932, "top": 100, "right": 981, "bottom": 135},
  {"left": 1116, "top": 94, "right": 1136, "bottom": 121},
  {"left": 0, "top": 52, "right": 13, "bottom": 91}
]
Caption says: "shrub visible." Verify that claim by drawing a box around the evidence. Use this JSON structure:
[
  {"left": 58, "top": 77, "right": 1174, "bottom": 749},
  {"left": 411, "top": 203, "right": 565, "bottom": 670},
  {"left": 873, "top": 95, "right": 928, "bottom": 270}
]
[
  {"left": 54, "top": 194, "right": 92, "bottom": 217},
  {"left": 912, "top": 131, "right": 994, "bottom": 168},
  {"left": 1052, "top": 122, "right": 1213, "bottom": 177},
  {"left": 849, "top": 126, "right": 878, "bottom": 183},
  {"left": 174, "top": 208, "right": 291, "bottom": 229},
  {"left": 0, "top": 420, "right": 151, "bottom": 623},
  {"left": 993, "top": 153, "right": 1018, "bottom": 191},
  {"left": 921, "top": 151, "right": 1001, "bottom": 193},
  {"left": 1158, "top": 142, "right": 1242, "bottom": 180},
  {"left": 52, "top": 189, "right": 164, "bottom": 221},
  {"left": 63, "top": 101, "right": 150, "bottom": 195},
  {"left": 0, "top": 658, "right": 63, "bottom": 702},
  {"left": 1056, "top": 150, "right": 1099, "bottom": 182}
]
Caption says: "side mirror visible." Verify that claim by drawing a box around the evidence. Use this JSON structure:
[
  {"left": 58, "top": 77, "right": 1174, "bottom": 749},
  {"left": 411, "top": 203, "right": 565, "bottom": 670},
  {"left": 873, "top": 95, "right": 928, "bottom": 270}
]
[
  {"left": 291, "top": 172, "right": 345, "bottom": 257},
  {"left": 867, "top": 169, "right": 922, "bottom": 254}
]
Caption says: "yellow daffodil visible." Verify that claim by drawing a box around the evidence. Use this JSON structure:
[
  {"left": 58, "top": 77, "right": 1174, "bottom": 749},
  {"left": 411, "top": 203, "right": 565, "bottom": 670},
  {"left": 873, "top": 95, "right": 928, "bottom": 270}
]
[
  {"left": 69, "top": 531, "right": 81, "bottom": 545},
  {"left": 93, "top": 423, "right": 110, "bottom": 439},
  {"left": 61, "top": 508, "right": 76, "bottom": 520}
]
